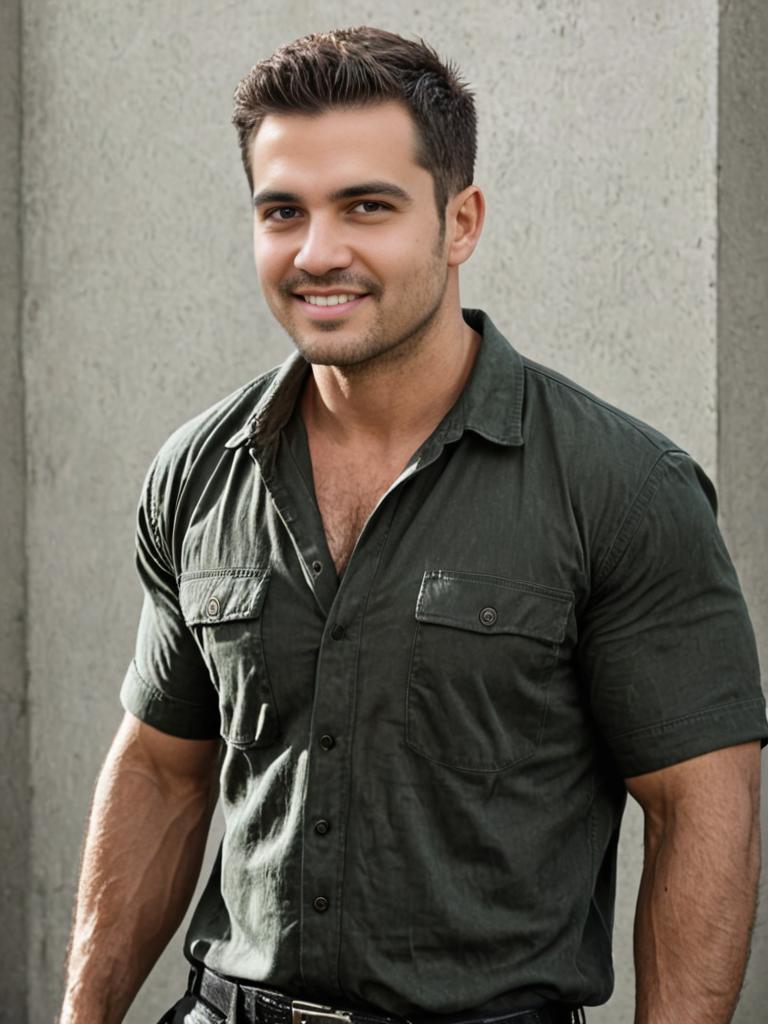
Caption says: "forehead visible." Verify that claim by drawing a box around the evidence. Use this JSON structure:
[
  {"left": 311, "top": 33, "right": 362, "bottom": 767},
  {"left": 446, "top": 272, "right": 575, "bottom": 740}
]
[{"left": 248, "top": 101, "right": 429, "bottom": 193}]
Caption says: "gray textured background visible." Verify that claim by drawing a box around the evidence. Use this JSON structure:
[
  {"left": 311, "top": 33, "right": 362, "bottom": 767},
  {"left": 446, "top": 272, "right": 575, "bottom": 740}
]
[{"left": 1, "top": 2, "right": 766, "bottom": 1022}]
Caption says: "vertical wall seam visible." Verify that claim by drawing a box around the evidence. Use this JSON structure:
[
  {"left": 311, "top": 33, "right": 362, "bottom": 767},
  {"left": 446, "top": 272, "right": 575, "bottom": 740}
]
[
  {"left": 714, "top": 5, "right": 768, "bottom": 1017},
  {"left": 18, "top": 0, "right": 31, "bottom": 1019},
  {"left": 715, "top": 0, "right": 722, "bottom": 500}
]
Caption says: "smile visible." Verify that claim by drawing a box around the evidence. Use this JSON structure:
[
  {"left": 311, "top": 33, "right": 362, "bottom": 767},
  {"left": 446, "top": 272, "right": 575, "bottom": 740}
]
[{"left": 294, "top": 293, "right": 370, "bottom": 317}]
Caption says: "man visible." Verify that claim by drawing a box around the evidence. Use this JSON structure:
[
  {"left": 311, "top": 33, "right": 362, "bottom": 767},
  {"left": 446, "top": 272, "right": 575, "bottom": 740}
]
[{"left": 60, "top": 26, "right": 766, "bottom": 1024}]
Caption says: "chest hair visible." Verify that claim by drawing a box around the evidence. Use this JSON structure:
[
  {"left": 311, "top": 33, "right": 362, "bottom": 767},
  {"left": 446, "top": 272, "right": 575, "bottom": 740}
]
[{"left": 311, "top": 451, "right": 405, "bottom": 576}]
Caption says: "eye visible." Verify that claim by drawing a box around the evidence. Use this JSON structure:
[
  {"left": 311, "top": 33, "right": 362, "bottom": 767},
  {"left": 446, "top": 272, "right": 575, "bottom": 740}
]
[
  {"left": 264, "top": 207, "right": 300, "bottom": 222},
  {"left": 353, "top": 200, "right": 388, "bottom": 214}
]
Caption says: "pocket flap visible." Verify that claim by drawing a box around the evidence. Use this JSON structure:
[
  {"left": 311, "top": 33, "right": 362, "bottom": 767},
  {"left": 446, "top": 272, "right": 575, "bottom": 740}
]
[
  {"left": 179, "top": 568, "right": 270, "bottom": 626},
  {"left": 415, "top": 570, "right": 572, "bottom": 644}
]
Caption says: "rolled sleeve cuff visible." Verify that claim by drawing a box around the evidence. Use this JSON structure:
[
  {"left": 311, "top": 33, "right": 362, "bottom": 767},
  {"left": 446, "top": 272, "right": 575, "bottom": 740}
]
[
  {"left": 120, "top": 660, "right": 221, "bottom": 740},
  {"left": 612, "top": 696, "right": 768, "bottom": 778}
]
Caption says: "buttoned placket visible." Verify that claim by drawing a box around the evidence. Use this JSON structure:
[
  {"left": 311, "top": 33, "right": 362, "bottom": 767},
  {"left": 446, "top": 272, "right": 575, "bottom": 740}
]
[{"left": 249, "top": 421, "right": 452, "bottom": 996}]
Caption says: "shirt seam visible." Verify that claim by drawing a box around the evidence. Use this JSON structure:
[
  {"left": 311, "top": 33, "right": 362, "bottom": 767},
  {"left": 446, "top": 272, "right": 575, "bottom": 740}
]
[
  {"left": 177, "top": 565, "right": 269, "bottom": 584},
  {"left": 592, "top": 449, "right": 686, "bottom": 593},
  {"left": 607, "top": 696, "right": 765, "bottom": 743},
  {"left": 146, "top": 456, "right": 166, "bottom": 568},
  {"left": 422, "top": 569, "right": 573, "bottom": 602}
]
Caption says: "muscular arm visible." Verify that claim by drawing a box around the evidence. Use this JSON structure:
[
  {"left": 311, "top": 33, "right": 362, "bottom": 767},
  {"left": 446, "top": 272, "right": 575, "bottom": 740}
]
[
  {"left": 626, "top": 741, "right": 761, "bottom": 1024},
  {"left": 59, "top": 711, "right": 220, "bottom": 1024}
]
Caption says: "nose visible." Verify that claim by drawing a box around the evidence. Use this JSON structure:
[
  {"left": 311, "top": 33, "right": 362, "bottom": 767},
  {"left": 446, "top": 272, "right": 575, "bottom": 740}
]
[{"left": 293, "top": 217, "right": 353, "bottom": 277}]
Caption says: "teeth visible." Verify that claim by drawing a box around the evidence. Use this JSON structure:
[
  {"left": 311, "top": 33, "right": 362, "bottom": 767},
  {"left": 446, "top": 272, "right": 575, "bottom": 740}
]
[{"left": 302, "top": 293, "right": 361, "bottom": 306}]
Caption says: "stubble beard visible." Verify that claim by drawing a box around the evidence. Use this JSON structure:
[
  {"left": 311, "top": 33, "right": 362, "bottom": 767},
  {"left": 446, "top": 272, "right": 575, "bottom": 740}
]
[{"left": 278, "top": 259, "right": 450, "bottom": 374}]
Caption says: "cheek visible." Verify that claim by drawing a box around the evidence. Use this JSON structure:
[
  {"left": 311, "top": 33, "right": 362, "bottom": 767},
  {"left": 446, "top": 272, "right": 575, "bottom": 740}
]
[
  {"left": 253, "top": 233, "right": 292, "bottom": 283},
  {"left": 367, "top": 234, "right": 427, "bottom": 284}
]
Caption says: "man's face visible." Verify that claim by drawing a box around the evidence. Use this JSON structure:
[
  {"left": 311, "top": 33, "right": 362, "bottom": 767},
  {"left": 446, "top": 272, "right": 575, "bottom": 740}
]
[{"left": 249, "top": 102, "right": 451, "bottom": 368}]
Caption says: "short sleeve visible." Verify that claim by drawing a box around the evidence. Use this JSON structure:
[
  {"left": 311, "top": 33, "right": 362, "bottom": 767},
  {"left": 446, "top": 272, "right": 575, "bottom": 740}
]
[
  {"left": 579, "top": 450, "right": 768, "bottom": 777},
  {"left": 120, "top": 453, "right": 221, "bottom": 739}
]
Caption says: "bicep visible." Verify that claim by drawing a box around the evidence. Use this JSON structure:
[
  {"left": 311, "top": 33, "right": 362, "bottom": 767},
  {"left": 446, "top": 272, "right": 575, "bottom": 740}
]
[
  {"left": 625, "top": 741, "right": 761, "bottom": 838},
  {"left": 112, "top": 710, "right": 221, "bottom": 790}
]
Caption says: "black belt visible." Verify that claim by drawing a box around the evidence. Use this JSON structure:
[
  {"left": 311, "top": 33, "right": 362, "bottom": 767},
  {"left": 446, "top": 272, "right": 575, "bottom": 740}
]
[{"left": 188, "top": 964, "right": 585, "bottom": 1024}]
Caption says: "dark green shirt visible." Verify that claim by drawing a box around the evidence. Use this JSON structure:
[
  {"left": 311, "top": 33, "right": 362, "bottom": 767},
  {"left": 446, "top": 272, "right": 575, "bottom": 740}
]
[{"left": 121, "top": 309, "right": 767, "bottom": 1015}]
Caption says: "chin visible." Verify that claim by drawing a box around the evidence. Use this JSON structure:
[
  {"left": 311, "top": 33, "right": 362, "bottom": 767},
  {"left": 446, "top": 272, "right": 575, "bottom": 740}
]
[
  {"left": 293, "top": 339, "right": 376, "bottom": 368},
  {"left": 288, "top": 321, "right": 382, "bottom": 367}
]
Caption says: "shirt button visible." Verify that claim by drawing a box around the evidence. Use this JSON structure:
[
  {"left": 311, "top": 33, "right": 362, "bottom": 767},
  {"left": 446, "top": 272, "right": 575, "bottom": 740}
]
[
  {"left": 311, "top": 560, "right": 323, "bottom": 575},
  {"left": 206, "top": 597, "right": 220, "bottom": 618},
  {"left": 330, "top": 623, "right": 346, "bottom": 640},
  {"left": 313, "top": 896, "right": 329, "bottom": 913},
  {"left": 319, "top": 734, "right": 335, "bottom": 751},
  {"left": 479, "top": 606, "right": 498, "bottom": 627},
  {"left": 314, "top": 819, "right": 331, "bottom": 835}
]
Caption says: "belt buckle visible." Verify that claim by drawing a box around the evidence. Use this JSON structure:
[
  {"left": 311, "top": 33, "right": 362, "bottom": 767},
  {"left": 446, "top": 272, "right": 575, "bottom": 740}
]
[{"left": 291, "top": 1000, "right": 353, "bottom": 1024}]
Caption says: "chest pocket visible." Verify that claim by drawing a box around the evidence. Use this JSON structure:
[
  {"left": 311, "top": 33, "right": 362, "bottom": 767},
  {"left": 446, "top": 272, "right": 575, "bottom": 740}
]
[
  {"left": 406, "top": 570, "right": 572, "bottom": 772},
  {"left": 179, "top": 568, "right": 278, "bottom": 749}
]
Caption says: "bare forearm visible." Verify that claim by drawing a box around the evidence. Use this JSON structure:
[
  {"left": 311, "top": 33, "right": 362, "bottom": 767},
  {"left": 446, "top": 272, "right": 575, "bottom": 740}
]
[
  {"left": 633, "top": 814, "right": 760, "bottom": 1024},
  {"left": 60, "top": 738, "right": 217, "bottom": 1024}
]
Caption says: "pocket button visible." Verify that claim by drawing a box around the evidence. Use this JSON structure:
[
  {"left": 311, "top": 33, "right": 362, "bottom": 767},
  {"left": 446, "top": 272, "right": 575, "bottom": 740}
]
[
  {"left": 479, "top": 606, "right": 498, "bottom": 627},
  {"left": 206, "top": 596, "right": 221, "bottom": 619}
]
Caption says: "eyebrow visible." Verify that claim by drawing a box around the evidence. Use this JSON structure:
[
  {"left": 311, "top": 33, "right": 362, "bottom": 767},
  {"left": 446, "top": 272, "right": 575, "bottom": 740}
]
[
  {"left": 252, "top": 180, "right": 413, "bottom": 208},
  {"left": 330, "top": 181, "right": 413, "bottom": 203}
]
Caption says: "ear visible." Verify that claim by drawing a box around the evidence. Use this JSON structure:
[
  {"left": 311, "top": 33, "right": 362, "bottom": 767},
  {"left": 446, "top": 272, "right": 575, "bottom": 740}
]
[{"left": 445, "top": 185, "right": 485, "bottom": 267}]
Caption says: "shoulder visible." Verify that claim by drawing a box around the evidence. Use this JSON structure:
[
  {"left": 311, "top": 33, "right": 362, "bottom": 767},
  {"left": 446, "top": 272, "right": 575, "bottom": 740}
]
[
  {"left": 137, "top": 366, "right": 279, "bottom": 532},
  {"left": 148, "top": 366, "right": 278, "bottom": 483},
  {"left": 519, "top": 354, "right": 709, "bottom": 505},
  {"left": 522, "top": 356, "right": 679, "bottom": 459},
  {"left": 517, "top": 355, "right": 718, "bottom": 587}
]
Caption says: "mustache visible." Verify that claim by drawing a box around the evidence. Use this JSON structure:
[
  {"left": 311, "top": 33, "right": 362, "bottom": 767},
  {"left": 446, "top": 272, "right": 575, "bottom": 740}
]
[{"left": 279, "top": 274, "right": 381, "bottom": 296}]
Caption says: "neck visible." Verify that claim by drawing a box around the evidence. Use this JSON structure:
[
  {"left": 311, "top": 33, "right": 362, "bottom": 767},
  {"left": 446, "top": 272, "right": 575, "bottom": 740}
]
[{"left": 301, "top": 302, "right": 480, "bottom": 452}]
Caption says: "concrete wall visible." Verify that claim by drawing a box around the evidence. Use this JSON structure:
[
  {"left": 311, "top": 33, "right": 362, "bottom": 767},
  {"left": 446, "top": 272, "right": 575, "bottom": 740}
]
[
  {"left": 5, "top": 1, "right": 764, "bottom": 1021},
  {"left": 718, "top": 3, "right": 768, "bottom": 1019},
  {"left": 0, "top": 0, "right": 28, "bottom": 1020}
]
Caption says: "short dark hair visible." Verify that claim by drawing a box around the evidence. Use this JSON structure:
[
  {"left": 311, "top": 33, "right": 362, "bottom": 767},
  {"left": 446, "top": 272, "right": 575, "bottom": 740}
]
[{"left": 232, "top": 26, "right": 477, "bottom": 220}]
